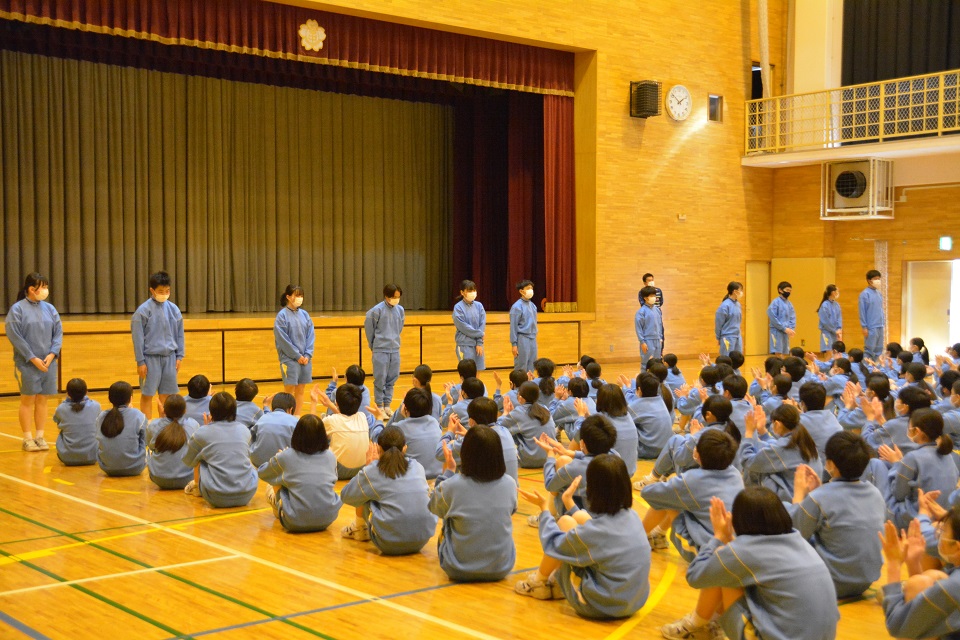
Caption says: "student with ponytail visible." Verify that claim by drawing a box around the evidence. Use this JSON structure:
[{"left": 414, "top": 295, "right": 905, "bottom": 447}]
[
  {"left": 53, "top": 378, "right": 101, "bottom": 466},
  {"left": 909, "top": 337, "right": 930, "bottom": 366},
  {"left": 274, "top": 284, "right": 315, "bottom": 415},
  {"left": 146, "top": 394, "right": 199, "bottom": 489},
  {"left": 817, "top": 284, "right": 843, "bottom": 355},
  {"left": 498, "top": 381, "right": 556, "bottom": 468},
  {"left": 862, "top": 384, "right": 932, "bottom": 454},
  {"left": 740, "top": 404, "right": 822, "bottom": 501},
  {"left": 340, "top": 425, "right": 437, "bottom": 554},
  {"left": 95, "top": 381, "right": 147, "bottom": 477}
]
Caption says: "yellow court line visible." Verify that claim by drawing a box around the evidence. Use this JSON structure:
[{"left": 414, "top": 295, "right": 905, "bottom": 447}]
[
  {"left": 43, "top": 466, "right": 51, "bottom": 474},
  {"left": 603, "top": 562, "right": 678, "bottom": 640},
  {"left": 103, "top": 489, "right": 141, "bottom": 495},
  {"left": 53, "top": 479, "right": 74, "bottom": 486}
]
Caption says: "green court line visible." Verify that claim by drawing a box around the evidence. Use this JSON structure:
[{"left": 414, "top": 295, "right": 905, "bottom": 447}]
[
  {"left": 0, "top": 507, "right": 336, "bottom": 640},
  {"left": 0, "top": 546, "right": 187, "bottom": 638}
]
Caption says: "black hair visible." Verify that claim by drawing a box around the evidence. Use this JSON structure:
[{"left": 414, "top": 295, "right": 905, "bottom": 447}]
[
  {"left": 460, "top": 425, "right": 506, "bottom": 482},
  {"left": 596, "top": 383, "right": 628, "bottom": 418},
  {"left": 639, "top": 286, "right": 657, "bottom": 300},
  {"left": 292, "top": 414, "right": 329, "bottom": 454},
  {"left": 149, "top": 271, "right": 172, "bottom": 291},
  {"left": 567, "top": 377, "right": 589, "bottom": 398},
  {"left": 413, "top": 364, "right": 433, "bottom": 397},
  {"left": 832, "top": 358, "right": 858, "bottom": 384},
  {"left": 954, "top": 380, "right": 960, "bottom": 396},
  {"left": 770, "top": 404, "right": 818, "bottom": 462},
  {"left": 722, "top": 375, "right": 748, "bottom": 400},
  {"left": 866, "top": 269, "right": 881, "bottom": 281},
  {"left": 699, "top": 365, "right": 721, "bottom": 391},
  {"left": 279, "top": 284, "right": 304, "bottom": 308},
  {"left": 728, "top": 351, "right": 745, "bottom": 370},
  {"left": 715, "top": 355, "right": 733, "bottom": 367},
  {"left": 187, "top": 375, "right": 211, "bottom": 400},
  {"left": 383, "top": 283, "right": 403, "bottom": 297},
  {"left": 905, "top": 363, "right": 933, "bottom": 396},
  {"left": 403, "top": 387, "right": 432, "bottom": 418},
  {"left": 696, "top": 429, "right": 738, "bottom": 470},
  {"left": 376, "top": 425, "right": 409, "bottom": 479},
  {"left": 638, "top": 373, "right": 661, "bottom": 398},
  {"left": 724, "top": 421, "right": 743, "bottom": 446},
  {"left": 461, "top": 377, "right": 486, "bottom": 400},
  {"left": 772, "top": 374, "right": 793, "bottom": 397},
  {"left": 764, "top": 356, "right": 784, "bottom": 376},
  {"left": 642, "top": 273, "right": 654, "bottom": 283},
  {"left": 508, "top": 369, "right": 528, "bottom": 389},
  {"left": 459, "top": 279, "right": 476, "bottom": 292},
  {"left": 100, "top": 381, "right": 133, "bottom": 438},
  {"left": 646, "top": 361, "right": 668, "bottom": 383},
  {"left": 579, "top": 355, "right": 597, "bottom": 369},
  {"left": 783, "top": 357, "right": 807, "bottom": 383},
  {"left": 777, "top": 281, "right": 792, "bottom": 292},
  {"left": 271, "top": 392, "right": 296, "bottom": 414},
  {"left": 585, "top": 361, "right": 603, "bottom": 389},
  {"left": 832, "top": 340, "right": 847, "bottom": 353},
  {"left": 154, "top": 395, "right": 188, "bottom": 454},
  {"left": 518, "top": 382, "right": 550, "bottom": 425},
  {"left": 798, "top": 382, "right": 827, "bottom": 411},
  {"left": 579, "top": 415, "right": 617, "bottom": 455},
  {"left": 887, "top": 342, "right": 904, "bottom": 359},
  {"left": 898, "top": 352, "right": 914, "bottom": 372},
  {"left": 911, "top": 408, "right": 954, "bottom": 456},
  {"left": 235, "top": 378, "right": 258, "bottom": 402},
  {"left": 345, "top": 365, "right": 366, "bottom": 386},
  {"left": 701, "top": 395, "right": 733, "bottom": 424},
  {"left": 723, "top": 281, "right": 743, "bottom": 302},
  {"left": 866, "top": 373, "right": 897, "bottom": 420},
  {"left": 16, "top": 272, "right": 49, "bottom": 302},
  {"left": 789, "top": 347, "right": 806, "bottom": 359},
  {"left": 534, "top": 358, "right": 556, "bottom": 378},
  {"left": 848, "top": 348, "right": 870, "bottom": 379},
  {"left": 209, "top": 392, "right": 237, "bottom": 422},
  {"left": 335, "top": 384, "right": 363, "bottom": 416},
  {"left": 824, "top": 431, "right": 871, "bottom": 479},
  {"left": 457, "top": 359, "right": 478, "bottom": 379},
  {"left": 467, "top": 397, "right": 498, "bottom": 425},
  {"left": 516, "top": 279, "right": 534, "bottom": 291},
  {"left": 585, "top": 454, "right": 632, "bottom": 516},
  {"left": 939, "top": 370, "right": 960, "bottom": 396},
  {"left": 538, "top": 376, "right": 555, "bottom": 399},
  {"left": 952, "top": 343, "right": 960, "bottom": 358},
  {"left": 817, "top": 284, "right": 838, "bottom": 312},
  {"left": 663, "top": 353, "right": 681, "bottom": 375},
  {"left": 898, "top": 384, "right": 933, "bottom": 415},
  {"left": 732, "top": 487, "right": 794, "bottom": 536},
  {"left": 66, "top": 378, "right": 88, "bottom": 412}
]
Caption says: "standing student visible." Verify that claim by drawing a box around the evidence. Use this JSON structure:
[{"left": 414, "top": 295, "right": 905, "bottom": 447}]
[
  {"left": 639, "top": 272, "right": 665, "bottom": 350},
  {"left": 714, "top": 282, "right": 743, "bottom": 357},
  {"left": 6, "top": 273, "right": 62, "bottom": 451},
  {"left": 767, "top": 281, "right": 797, "bottom": 355},
  {"left": 146, "top": 394, "right": 199, "bottom": 489},
  {"left": 274, "top": 284, "right": 314, "bottom": 415},
  {"left": 510, "top": 279, "right": 538, "bottom": 372},
  {"left": 515, "top": 455, "right": 651, "bottom": 620},
  {"left": 498, "top": 382, "right": 557, "bottom": 468},
  {"left": 131, "top": 271, "right": 184, "bottom": 420},
  {"left": 365, "top": 283, "right": 405, "bottom": 410},
  {"left": 635, "top": 286, "right": 663, "bottom": 368},
  {"left": 53, "top": 378, "right": 101, "bottom": 466},
  {"left": 860, "top": 269, "right": 885, "bottom": 360},
  {"left": 430, "top": 425, "right": 518, "bottom": 582},
  {"left": 182, "top": 392, "right": 258, "bottom": 508},
  {"left": 340, "top": 425, "right": 437, "bottom": 554},
  {"left": 257, "top": 414, "right": 342, "bottom": 533},
  {"left": 249, "top": 393, "right": 299, "bottom": 468},
  {"left": 817, "top": 284, "right": 843, "bottom": 355},
  {"left": 96, "top": 381, "right": 147, "bottom": 477},
  {"left": 453, "top": 280, "right": 486, "bottom": 371}
]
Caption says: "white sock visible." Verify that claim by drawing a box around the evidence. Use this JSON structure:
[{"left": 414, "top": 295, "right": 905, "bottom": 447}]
[
  {"left": 649, "top": 525, "right": 664, "bottom": 536},
  {"left": 691, "top": 612, "right": 710, "bottom": 628},
  {"left": 535, "top": 570, "right": 550, "bottom": 583},
  {"left": 354, "top": 518, "right": 367, "bottom": 529}
]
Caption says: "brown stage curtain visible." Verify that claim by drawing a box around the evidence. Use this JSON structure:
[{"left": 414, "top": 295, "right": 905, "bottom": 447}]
[{"left": 543, "top": 95, "right": 577, "bottom": 305}]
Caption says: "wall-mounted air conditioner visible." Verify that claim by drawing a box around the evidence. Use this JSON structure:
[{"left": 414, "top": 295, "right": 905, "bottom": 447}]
[{"left": 820, "top": 159, "right": 894, "bottom": 220}]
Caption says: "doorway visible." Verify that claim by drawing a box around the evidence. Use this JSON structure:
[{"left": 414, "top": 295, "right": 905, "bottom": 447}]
[{"left": 903, "top": 261, "right": 954, "bottom": 349}]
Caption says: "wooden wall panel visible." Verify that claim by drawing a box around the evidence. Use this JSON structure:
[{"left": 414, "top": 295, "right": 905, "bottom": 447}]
[
  {"left": 181, "top": 332, "right": 224, "bottom": 384},
  {"left": 420, "top": 326, "right": 460, "bottom": 371},
  {"left": 0, "top": 340, "right": 18, "bottom": 394},
  {"left": 223, "top": 330, "right": 284, "bottom": 382},
  {"left": 311, "top": 328, "right": 363, "bottom": 379},
  {"left": 60, "top": 333, "right": 136, "bottom": 391},
  {"left": 539, "top": 322, "right": 581, "bottom": 366}
]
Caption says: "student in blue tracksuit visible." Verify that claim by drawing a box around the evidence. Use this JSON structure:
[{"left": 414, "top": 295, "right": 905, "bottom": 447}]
[
  {"left": 131, "top": 271, "right": 184, "bottom": 420},
  {"left": 714, "top": 281, "right": 743, "bottom": 357},
  {"left": 820, "top": 358, "right": 857, "bottom": 412},
  {"left": 274, "top": 284, "right": 315, "bottom": 415},
  {"left": 234, "top": 378, "right": 263, "bottom": 429},
  {"left": 53, "top": 378, "right": 101, "bottom": 466},
  {"left": 145, "top": 394, "right": 199, "bottom": 489},
  {"left": 767, "top": 281, "right": 797, "bottom": 355},
  {"left": 510, "top": 279, "right": 538, "bottom": 372},
  {"left": 387, "top": 364, "right": 442, "bottom": 424},
  {"left": 498, "top": 382, "right": 557, "bottom": 468},
  {"left": 95, "top": 381, "right": 147, "bottom": 477},
  {"left": 430, "top": 425, "right": 518, "bottom": 582},
  {"left": 184, "top": 375, "right": 212, "bottom": 426},
  {"left": 838, "top": 371, "right": 895, "bottom": 431},
  {"left": 720, "top": 374, "right": 752, "bottom": 438},
  {"left": 377, "top": 387, "right": 442, "bottom": 479},
  {"left": 182, "top": 392, "right": 259, "bottom": 508},
  {"left": 680, "top": 488, "right": 839, "bottom": 640},
  {"left": 440, "top": 377, "right": 485, "bottom": 430},
  {"left": 515, "top": 454, "right": 651, "bottom": 620},
  {"left": 909, "top": 337, "right": 930, "bottom": 366},
  {"left": 797, "top": 382, "right": 843, "bottom": 456},
  {"left": 249, "top": 393, "right": 299, "bottom": 468},
  {"left": 493, "top": 369, "right": 527, "bottom": 414},
  {"left": 258, "top": 414, "right": 341, "bottom": 533},
  {"left": 862, "top": 384, "right": 932, "bottom": 454},
  {"left": 881, "top": 408, "right": 958, "bottom": 530},
  {"left": 740, "top": 404, "right": 822, "bottom": 501},
  {"left": 340, "top": 425, "right": 438, "bottom": 553},
  {"left": 636, "top": 286, "right": 663, "bottom": 368},
  {"left": 365, "top": 283, "right": 405, "bottom": 410},
  {"left": 6, "top": 273, "right": 63, "bottom": 452},
  {"left": 623, "top": 372, "right": 673, "bottom": 459},
  {"left": 440, "top": 359, "right": 487, "bottom": 410},
  {"left": 759, "top": 374, "right": 791, "bottom": 418},
  {"left": 323, "top": 365, "right": 373, "bottom": 419},
  {"left": 570, "top": 384, "right": 639, "bottom": 478},
  {"left": 817, "top": 284, "right": 843, "bottom": 355},
  {"left": 453, "top": 279, "right": 486, "bottom": 371},
  {"left": 551, "top": 377, "right": 596, "bottom": 439},
  {"left": 860, "top": 269, "right": 885, "bottom": 360},
  {"left": 788, "top": 432, "right": 885, "bottom": 599},
  {"left": 662, "top": 354, "right": 687, "bottom": 395},
  {"left": 675, "top": 365, "right": 722, "bottom": 420},
  {"left": 438, "top": 397, "right": 520, "bottom": 483}
]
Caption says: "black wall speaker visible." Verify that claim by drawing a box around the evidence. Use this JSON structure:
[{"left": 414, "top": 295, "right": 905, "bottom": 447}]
[{"left": 630, "top": 80, "right": 662, "bottom": 118}]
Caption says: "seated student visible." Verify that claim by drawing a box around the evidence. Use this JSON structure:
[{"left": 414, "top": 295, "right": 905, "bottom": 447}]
[
  {"left": 944, "top": 380, "right": 960, "bottom": 441},
  {"left": 862, "top": 384, "right": 932, "bottom": 454},
  {"left": 781, "top": 356, "right": 811, "bottom": 402},
  {"left": 324, "top": 365, "right": 373, "bottom": 418},
  {"left": 430, "top": 425, "right": 518, "bottom": 582},
  {"left": 880, "top": 408, "right": 958, "bottom": 531},
  {"left": 727, "top": 350, "right": 745, "bottom": 377},
  {"left": 533, "top": 357, "right": 557, "bottom": 385},
  {"left": 788, "top": 432, "right": 885, "bottom": 599},
  {"left": 848, "top": 347, "right": 872, "bottom": 382},
  {"left": 96, "top": 381, "right": 147, "bottom": 477},
  {"left": 538, "top": 376, "right": 556, "bottom": 409},
  {"left": 933, "top": 370, "right": 960, "bottom": 409},
  {"left": 570, "top": 384, "right": 639, "bottom": 478},
  {"left": 249, "top": 392, "right": 299, "bottom": 468},
  {"left": 146, "top": 394, "right": 199, "bottom": 489},
  {"left": 909, "top": 337, "right": 930, "bottom": 366},
  {"left": 642, "top": 429, "right": 743, "bottom": 560},
  {"left": 623, "top": 372, "right": 672, "bottom": 459},
  {"left": 438, "top": 397, "right": 519, "bottom": 484},
  {"left": 818, "top": 357, "right": 857, "bottom": 409},
  {"left": 797, "top": 382, "right": 843, "bottom": 456},
  {"left": 498, "top": 381, "right": 557, "bottom": 468},
  {"left": 760, "top": 373, "right": 792, "bottom": 418},
  {"left": 493, "top": 368, "right": 528, "bottom": 413},
  {"left": 551, "top": 377, "right": 596, "bottom": 439},
  {"left": 315, "top": 383, "right": 374, "bottom": 480},
  {"left": 257, "top": 414, "right": 341, "bottom": 533},
  {"left": 662, "top": 353, "right": 686, "bottom": 395},
  {"left": 748, "top": 356, "right": 783, "bottom": 400},
  {"left": 182, "top": 392, "right": 258, "bottom": 508},
  {"left": 635, "top": 395, "right": 739, "bottom": 489},
  {"left": 53, "top": 378, "right": 101, "bottom": 466},
  {"left": 645, "top": 361, "right": 675, "bottom": 414},
  {"left": 184, "top": 374, "right": 212, "bottom": 425},
  {"left": 838, "top": 371, "right": 896, "bottom": 431},
  {"left": 234, "top": 378, "right": 263, "bottom": 428},
  {"left": 514, "top": 455, "right": 651, "bottom": 620},
  {"left": 813, "top": 340, "right": 848, "bottom": 373},
  {"left": 740, "top": 404, "right": 822, "bottom": 502},
  {"left": 340, "top": 425, "right": 437, "bottom": 554},
  {"left": 719, "top": 374, "right": 751, "bottom": 437},
  {"left": 440, "top": 377, "right": 485, "bottom": 429},
  {"left": 584, "top": 361, "right": 605, "bottom": 399},
  {"left": 679, "top": 489, "right": 839, "bottom": 640},
  {"left": 442, "top": 359, "right": 486, "bottom": 410},
  {"left": 372, "top": 387, "right": 442, "bottom": 479},
  {"left": 675, "top": 365, "right": 721, "bottom": 422}
]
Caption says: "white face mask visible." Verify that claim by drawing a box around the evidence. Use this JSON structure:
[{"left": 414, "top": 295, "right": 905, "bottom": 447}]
[
  {"left": 292, "top": 296, "right": 303, "bottom": 309},
  {"left": 386, "top": 297, "right": 401, "bottom": 307},
  {"left": 463, "top": 292, "right": 477, "bottom": 303},
  {"left": 35, "top": 287, "right": 49, "bottom": 301},
  {"left": 154, "top": 294, "right": 169, "bottom": 304},
  {"left": 522, "top": 288, "right": 534, "bottom": 300},
  {"left": 871, "top": 278, "right": 882, "bottom": 289},
  {"left": 645, "top": 296, "right": 657, "bottom": 306},
  {"left": 646, "top": 280, "right": 655, "bottom": 288}
]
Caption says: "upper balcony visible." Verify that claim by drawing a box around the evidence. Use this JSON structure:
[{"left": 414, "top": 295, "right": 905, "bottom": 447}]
[{"left": 742, "top": 69, "right": 960, "bottom": 167}]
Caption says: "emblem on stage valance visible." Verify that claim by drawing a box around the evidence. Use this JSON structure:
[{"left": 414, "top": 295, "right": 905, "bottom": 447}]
[{"left": 299, "top": 19, "right": 326, "bottom": 52}]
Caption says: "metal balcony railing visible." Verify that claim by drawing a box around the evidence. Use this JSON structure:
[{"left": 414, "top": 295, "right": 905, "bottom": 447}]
[{"left": 745, "top": 69, "right": 960, "bottom": 155}]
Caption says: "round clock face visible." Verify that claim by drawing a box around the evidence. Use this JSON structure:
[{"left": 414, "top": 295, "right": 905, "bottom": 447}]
[{"left": 666, "top": 85, "right": 692, "bottom": 121}]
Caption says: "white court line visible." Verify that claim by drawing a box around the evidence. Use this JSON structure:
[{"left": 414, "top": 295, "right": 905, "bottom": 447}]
[
  {"left": 0, "top": 473, "right": 501, "bottom": 640},
  {"left": 0, "top": 555, "right": 240, "bottom": 597},
  {"left": 0, "top": 432, "right": 24, "bottom": 440}
]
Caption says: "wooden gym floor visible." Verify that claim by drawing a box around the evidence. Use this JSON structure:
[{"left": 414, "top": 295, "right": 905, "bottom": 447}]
[{"left": 0, "top": 359, "right": 891, "bottom": 639}]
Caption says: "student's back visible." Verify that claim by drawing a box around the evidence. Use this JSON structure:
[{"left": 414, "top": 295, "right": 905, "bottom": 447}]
[
  {"left": 183, "top": 419, "right": 258, "bottom": 507},
  {"left": 54, "top": 397, "right": 102, "bottom": 466},
  {"left": 235, "top": 400, "right": 263, "bottom": 429},
  {"left": 258, "top": 447, "right": 341, "bottom": 532},
  {"left": 146, "top": 416, "right": 199, "bottom": 488},
  {"left": 397, "top": 414, "right": 442, "bottom": 479},
  {"left": 499, "top": 403, "right": 556, "bottom": 468},
  {"left": 96, "top": 406, "right": 147, "bottom": 476},
  {"left": 184, "top": 395, "right": 211, "bottom": 425},
  {"left": 249, "top": 411, "right": 299, "bottom": 468}
]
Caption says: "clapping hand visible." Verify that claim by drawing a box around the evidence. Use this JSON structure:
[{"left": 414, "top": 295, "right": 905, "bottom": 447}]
[{"left": 710, "top": 497, "right": 734, "bottom": 544}]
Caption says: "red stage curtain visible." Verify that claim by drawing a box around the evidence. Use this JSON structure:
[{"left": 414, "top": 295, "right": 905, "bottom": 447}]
[{"left": 543, "top": 95, "right": 577, "bottom": 305}]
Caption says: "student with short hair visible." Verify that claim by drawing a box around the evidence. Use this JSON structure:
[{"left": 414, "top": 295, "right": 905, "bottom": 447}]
[
  {"left": 494, "top": 368, "right": 528, "bottom": 413},
  {"left": 636, "top": 286, "right": 663, "bottom": 367},
  {"left": 453, "top": 280, "right": 487, "bottom": 371},
  {"left": 438, "top": 397, "right": 519, "bottom": 483},
  {"left": 53, "top": 378, "right": 101, "bottom": 466},
  {"left": 720, "top": 374, "right": 751, "bottom": 437},
  {"left": 378, "top": 386, "right": 442, "bottom": 479},
  {"left": 96, "top": 381, "right": 147, "bottom": 477},
  {"left": 317, "top": 383, "right": 374, "bottom": 480},
  {"left": 184, "top": 375, "right": 212, "bottom": 426},
  {"left": 131, "top": 270, "right": 184, "bottom": 419},
  {"left": 862, "top": 384, "right": 932, "bottom": 453},
  {"left": 441, "top": 359, "right": 485, "bottom": 410},
  {"left": 440, "top": 376, "right": 486, "bottom": 430},
  {"left": 387, "top": 364, "right": 442, "bottom": 424},
  {"left": 797, "top": 381, "right": 842, "bottom": 455},
  {"left": 510, "top": 279, "right": 538, "bottom": 372},
  {"left": 249, "top": 392, "right": 299, "bottom": 468},
  {"left": 498, "top": 382, "right": 557, "bottom": 468},
  {"left": 365, "top": 283, "right": 405, "bottom": 410},
  {"left": 715, "top": 282, "right": 743, "bottom": 357},
  {"left": 234, "top": 378, "right": 263, "bottom": 428},
  {"left": 324, "top": 365, "right": 373, "bottom": 418},
  {"left": 571, "top": 384, "right": 639, "bottom": 477},
  {"left": 551, "top": 377, "right": 597, "bottom": 439},
  {"left": 860, "top": 269, "right": 885, "bottom": 360},
  {"left": 623, "top": 372, "right": 672, "bottom": 459},
  {"left": 257, "top": 414, "right": 341, "bottom": 533},
  {"left": 740, "top": 404, "right": 822, "bottom": 501},
  {"left": 146, "top": 394, "right": 199, "bottom": 489}
]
